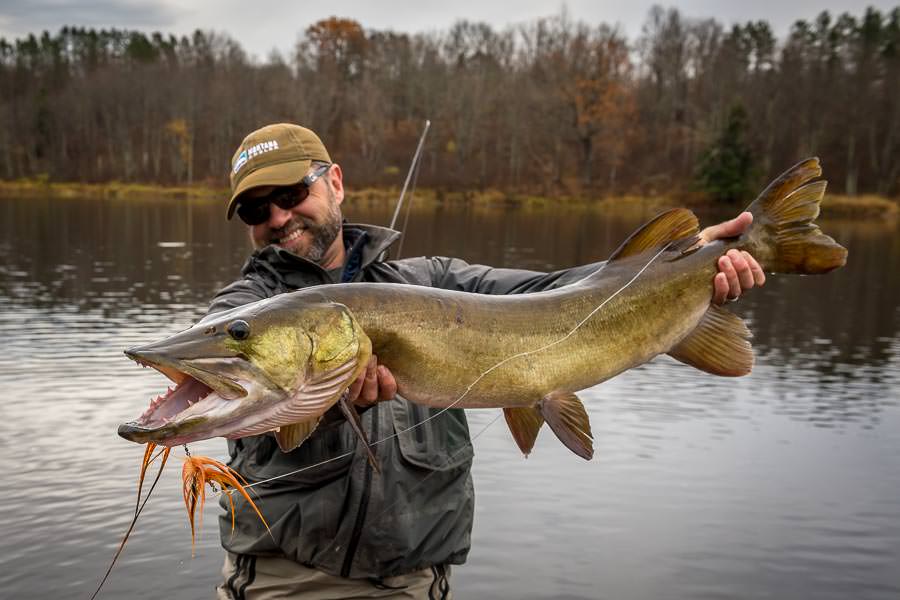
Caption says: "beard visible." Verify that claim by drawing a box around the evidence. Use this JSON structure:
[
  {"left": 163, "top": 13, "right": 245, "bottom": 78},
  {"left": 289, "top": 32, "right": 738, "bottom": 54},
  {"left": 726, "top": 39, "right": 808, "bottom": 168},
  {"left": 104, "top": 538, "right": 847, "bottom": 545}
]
[
  {"left": 268, "top": 186, "right": 342, "bottom": 265},
  {"left": 302, "top": 199, "right": 342, "bottom": 264}
]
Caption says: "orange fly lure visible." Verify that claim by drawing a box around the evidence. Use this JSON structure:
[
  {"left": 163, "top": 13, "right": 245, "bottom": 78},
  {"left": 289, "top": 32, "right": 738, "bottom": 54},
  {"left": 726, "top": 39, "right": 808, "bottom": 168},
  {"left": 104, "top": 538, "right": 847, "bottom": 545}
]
[
  {"left": 181, "top": 453, "right": 271, "bottom": 556},
  {"left": 92, "top": 444, "right": 271, "bottom": 599}
]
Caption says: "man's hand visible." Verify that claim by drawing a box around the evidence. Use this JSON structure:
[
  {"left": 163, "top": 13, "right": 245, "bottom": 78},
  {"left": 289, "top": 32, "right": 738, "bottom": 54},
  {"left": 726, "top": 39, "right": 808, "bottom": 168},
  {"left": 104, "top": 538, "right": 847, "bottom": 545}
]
[
  {"left": 346, "top": 355, "right": 397, "bottom": 408},
  {"left": 699, "top": 212, "right": 767, "bottom": 305}
]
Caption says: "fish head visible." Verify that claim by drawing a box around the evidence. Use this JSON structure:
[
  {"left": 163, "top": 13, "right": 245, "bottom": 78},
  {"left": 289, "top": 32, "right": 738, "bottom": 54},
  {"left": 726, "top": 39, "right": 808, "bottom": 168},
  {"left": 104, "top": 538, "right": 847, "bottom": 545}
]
[{"left": 118, "top": 296, "right": 371, "bottom": 447}]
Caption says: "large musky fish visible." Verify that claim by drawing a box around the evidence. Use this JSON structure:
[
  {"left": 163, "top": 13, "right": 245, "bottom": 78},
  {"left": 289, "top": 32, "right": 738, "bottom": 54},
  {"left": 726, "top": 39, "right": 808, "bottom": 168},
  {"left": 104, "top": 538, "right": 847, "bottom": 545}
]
[{"left": 119, "top": 158, "right": 847, "bottom": 462}]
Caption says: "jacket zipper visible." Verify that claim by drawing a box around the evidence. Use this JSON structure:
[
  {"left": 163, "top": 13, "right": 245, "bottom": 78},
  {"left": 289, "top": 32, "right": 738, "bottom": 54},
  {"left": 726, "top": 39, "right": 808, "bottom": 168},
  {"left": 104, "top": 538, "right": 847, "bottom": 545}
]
[{"left": 341, "top": 403, "right": 378, "bottom": 577}]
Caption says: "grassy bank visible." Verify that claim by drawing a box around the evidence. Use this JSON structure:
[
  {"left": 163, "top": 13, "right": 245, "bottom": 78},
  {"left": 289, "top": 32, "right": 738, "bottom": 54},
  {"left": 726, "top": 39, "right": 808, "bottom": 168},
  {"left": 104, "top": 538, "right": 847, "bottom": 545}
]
[
  {"left": 347, "top": 187, "right": 675, "bottom": 213},
  {"left": 1, "top": 178, "right": 896, "bottom": 219},
  {"left": 0, "top": 179, "right": 679, "bottom": 214},
  {"left": 0, "top": 178, "right": 228, "bottom": 201},
  {"left": 819, "top": 193, "right": 899, "bottom": 219}
]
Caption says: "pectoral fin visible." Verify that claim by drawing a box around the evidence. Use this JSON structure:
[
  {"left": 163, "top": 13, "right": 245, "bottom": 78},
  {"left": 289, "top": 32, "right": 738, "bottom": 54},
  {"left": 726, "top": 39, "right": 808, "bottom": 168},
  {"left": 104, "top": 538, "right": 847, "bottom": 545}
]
[
  {"left": 668, "top": 304, "right": 754, "bottom": 376},
  {"left": 274, "top": 418, "right": 321, "bottom": 452},
  {"left": 539, "top": 391, "right": 594, "bottom": 460},
  {"left": 503, "top": 406, "right": 544, "bottom": 457},
  {"left": 338, "top": 392, "right": 381, "bottom": 474}
]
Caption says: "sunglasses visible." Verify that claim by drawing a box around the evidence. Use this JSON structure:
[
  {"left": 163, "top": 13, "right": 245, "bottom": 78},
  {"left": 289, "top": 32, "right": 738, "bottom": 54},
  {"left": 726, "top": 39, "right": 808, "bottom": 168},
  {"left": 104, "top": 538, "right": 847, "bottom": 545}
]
[{"left": 236, "top": 163, "right": 331, "bottom": 226}]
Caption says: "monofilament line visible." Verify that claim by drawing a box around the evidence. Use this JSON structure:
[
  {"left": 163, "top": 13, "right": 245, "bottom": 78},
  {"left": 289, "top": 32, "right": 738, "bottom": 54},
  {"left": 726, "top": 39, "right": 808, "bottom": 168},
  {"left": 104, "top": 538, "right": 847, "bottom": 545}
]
[{"left": 233, "top": 243, "right": 672, "bottom": 491}]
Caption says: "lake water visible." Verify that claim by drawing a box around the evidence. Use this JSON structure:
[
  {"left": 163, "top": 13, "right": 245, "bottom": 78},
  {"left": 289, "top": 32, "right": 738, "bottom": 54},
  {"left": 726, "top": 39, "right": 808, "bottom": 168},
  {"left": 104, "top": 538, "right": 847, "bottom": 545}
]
[{"left": 1, "top": 194, "right": 898, "bottom": 599}]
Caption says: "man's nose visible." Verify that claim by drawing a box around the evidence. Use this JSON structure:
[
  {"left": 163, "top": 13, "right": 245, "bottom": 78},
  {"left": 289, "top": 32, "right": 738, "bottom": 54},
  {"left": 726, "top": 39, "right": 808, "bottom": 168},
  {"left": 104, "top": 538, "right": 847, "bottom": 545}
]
[{"left": 267, "top": 203, "right": 292, "bottom": 228}]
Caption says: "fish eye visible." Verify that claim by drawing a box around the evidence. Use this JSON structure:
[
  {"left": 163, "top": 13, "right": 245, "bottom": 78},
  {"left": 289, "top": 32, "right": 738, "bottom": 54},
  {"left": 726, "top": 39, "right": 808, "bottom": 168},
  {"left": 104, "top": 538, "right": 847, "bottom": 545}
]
[{"left": 227, "top": 320, "right": 251, "bottom": 341}]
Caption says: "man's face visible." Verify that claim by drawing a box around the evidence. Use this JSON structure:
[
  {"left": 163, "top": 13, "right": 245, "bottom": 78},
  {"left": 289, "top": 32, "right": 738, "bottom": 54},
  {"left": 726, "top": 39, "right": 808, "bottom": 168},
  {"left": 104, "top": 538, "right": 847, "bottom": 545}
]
[{"left": 243, "top": 165, "right": 345, "bottom": 266}]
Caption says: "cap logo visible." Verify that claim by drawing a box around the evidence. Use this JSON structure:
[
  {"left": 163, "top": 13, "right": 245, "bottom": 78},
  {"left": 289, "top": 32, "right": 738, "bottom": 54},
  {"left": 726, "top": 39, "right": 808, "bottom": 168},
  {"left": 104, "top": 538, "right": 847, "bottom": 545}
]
[{"left": 232, "top": 140, "right": 280, "bottom": 174}]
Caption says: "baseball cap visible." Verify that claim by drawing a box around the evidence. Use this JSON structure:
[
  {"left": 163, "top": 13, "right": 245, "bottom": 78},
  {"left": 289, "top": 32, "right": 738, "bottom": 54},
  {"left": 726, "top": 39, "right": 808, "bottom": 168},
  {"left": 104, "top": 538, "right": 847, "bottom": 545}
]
[{"left": 226, "top": 123, "right": 332, "bottom": 219}]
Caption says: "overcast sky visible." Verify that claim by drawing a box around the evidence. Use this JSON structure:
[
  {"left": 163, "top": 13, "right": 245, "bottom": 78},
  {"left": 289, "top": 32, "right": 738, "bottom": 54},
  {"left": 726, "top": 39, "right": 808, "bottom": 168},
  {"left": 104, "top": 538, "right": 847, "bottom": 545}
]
[{"left": 1, "top": 1, "right": 896, "bottom": 60}]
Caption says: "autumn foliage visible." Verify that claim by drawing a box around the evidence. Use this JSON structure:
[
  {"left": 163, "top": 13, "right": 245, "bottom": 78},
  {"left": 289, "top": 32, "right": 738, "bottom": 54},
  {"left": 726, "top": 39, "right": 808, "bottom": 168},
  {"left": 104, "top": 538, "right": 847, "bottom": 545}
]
[{"left": 0, "top": 7, "right": 898, "bottom": 198}]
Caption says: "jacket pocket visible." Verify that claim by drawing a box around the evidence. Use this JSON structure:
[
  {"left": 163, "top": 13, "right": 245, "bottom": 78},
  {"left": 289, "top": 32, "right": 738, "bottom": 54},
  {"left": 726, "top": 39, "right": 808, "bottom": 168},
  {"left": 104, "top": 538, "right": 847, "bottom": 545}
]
[{"left": 391, "top": 399, "right": 473, "bottom": 471}]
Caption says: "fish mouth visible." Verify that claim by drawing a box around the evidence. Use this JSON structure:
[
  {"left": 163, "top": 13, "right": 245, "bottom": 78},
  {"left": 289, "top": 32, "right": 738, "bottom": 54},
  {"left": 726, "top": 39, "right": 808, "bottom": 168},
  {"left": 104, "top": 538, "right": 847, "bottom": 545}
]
[{"left": 118, "top": 349, "right": 249, "bottom": 444}]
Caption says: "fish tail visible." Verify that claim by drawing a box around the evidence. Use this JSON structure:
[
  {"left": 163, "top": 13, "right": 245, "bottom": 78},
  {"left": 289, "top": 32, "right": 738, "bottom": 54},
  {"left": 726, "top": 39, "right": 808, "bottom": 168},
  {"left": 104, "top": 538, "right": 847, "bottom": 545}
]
[{"left": 741, "top": 157, "right": 847, "bottom": 274}]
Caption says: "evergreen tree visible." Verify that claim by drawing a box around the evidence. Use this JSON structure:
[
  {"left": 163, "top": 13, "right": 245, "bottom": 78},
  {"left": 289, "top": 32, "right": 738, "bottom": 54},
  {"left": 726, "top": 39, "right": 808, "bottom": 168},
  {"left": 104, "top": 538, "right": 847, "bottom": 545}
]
[{"left": 696, "top": 104, "right": 756, "bottom": 202}]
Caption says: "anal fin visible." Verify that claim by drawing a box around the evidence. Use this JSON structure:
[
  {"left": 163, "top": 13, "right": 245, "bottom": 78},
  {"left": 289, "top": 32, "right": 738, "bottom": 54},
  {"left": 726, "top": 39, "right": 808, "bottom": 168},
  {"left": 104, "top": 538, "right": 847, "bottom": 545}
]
[
  {"left": 503, "top": 406, "right": 544, "bottom": 457},
  {"left": 274, "top": 418, "right": 321, "bottom": 452},
  {"left": 539, "top": 391, "right": 594, "bottom": 460},
  {"left": 668, "top": 304, "right": 754, "bottom": 376}
]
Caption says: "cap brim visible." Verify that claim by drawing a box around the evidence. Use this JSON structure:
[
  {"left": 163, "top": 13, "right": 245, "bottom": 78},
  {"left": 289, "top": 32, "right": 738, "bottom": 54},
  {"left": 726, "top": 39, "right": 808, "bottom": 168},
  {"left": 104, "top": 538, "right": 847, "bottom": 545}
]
[{"left": 226, "top": 159, "right": 311, "bottom": 219}]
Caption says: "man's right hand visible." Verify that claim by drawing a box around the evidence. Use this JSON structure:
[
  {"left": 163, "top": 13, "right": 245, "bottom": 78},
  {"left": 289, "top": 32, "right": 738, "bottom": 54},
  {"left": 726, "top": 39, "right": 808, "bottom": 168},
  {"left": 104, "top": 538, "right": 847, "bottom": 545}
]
[{"left": 347, "top": 355, "right": 397, "bottom": 408}]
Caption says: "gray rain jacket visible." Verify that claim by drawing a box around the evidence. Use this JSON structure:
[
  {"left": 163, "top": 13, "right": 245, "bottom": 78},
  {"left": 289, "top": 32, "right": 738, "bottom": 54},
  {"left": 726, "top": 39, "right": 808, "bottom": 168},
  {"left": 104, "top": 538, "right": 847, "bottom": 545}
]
[{"left": 208, "top": 223, "right": 603, "bottom": 579}]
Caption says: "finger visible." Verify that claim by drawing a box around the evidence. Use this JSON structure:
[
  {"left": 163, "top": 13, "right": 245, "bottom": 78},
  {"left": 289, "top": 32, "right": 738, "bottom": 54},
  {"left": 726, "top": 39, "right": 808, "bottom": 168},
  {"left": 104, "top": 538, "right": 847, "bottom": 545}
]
[
  {"left": 712, "top": 272, "right": 729, "bottom": 305},
  {"left": 360, "top": 356, "right": 379, "bottom": 405},
  {"left": 701, "top": 212, "right": 753, "bottom": 243},
  {"left": 742, "top": 251, "right": 766, "bottom": 286},
  {"left": 718, "top": 255, "right": 740, "bottom": 299},
  {"left": 377, "top": 365, "right": 397, "bottom": 401},
  {"left": 350, "top": 357, "right": 375, "bottom": 406},
  {"left": 728, "top": 249, "right": 755, "bottom": 292},
  {"left": 347, "top": 373, "right": 364, "bottom": 402}
]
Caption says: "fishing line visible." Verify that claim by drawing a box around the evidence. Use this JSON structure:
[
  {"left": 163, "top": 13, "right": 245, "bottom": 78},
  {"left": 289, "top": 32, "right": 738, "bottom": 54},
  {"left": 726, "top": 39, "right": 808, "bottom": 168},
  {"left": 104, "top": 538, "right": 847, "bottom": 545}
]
[
  {"left": 93, "top": 447, "right": 170, "bottom": 600},
  {"left": 232, "top": 241, "right": 673, "bottom": 492},
  {"left": 134, "top": 445, "right": 167, "bottom": 518}
]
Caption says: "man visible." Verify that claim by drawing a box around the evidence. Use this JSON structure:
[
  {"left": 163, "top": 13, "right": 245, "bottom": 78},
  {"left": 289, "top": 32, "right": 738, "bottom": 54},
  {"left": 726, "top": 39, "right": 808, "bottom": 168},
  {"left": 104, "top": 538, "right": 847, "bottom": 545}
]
[{"left": 212, "top": 123, "right": 765, "bottom": 599}]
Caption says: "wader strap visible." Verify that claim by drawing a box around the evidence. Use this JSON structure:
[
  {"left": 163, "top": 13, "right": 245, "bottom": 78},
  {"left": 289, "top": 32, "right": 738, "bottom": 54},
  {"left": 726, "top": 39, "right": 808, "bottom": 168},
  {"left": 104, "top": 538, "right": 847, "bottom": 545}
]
[
  {"left": 428, "top": 565, "right": 451, "bottom": 600},
  {"left": 224, "top": 554, "right": 257, "bottom": 600},
  {"left": 368, "top": 578, "right": 408, "bottom": 591}
]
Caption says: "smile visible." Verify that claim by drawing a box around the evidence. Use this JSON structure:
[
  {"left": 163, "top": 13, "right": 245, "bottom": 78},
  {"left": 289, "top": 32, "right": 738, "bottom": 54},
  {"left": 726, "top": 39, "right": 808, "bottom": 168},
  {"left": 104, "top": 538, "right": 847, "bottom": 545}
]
[{"left": 276, "top": 226, "right": 305, "bottom": 244}]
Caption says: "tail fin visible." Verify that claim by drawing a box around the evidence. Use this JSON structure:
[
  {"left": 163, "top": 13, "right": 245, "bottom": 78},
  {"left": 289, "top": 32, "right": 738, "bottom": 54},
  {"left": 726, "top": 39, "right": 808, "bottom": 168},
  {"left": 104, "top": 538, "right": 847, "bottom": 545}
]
[{"left": 742, "top": 157, "right": 847, "bottom": 274}]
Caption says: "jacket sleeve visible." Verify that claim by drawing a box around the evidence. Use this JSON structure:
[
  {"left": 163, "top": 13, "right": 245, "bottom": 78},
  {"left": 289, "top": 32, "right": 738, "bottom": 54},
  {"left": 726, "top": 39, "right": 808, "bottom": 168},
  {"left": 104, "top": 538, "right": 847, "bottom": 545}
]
[
  {"left": 398, "top": 256, "right": 607, "bottom": 294},
  {"left": 204, "top": 250, "right": 292, "bottom": 318},
  {"left": 202, "top": 277, "right": 271, "bottom": 320}
]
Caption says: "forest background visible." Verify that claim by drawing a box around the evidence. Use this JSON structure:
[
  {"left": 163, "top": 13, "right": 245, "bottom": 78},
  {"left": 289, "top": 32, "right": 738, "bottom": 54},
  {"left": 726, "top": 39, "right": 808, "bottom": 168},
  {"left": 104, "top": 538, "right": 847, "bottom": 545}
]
[{"left": 1, "top": 5, "right": 898, "bottom": 203}]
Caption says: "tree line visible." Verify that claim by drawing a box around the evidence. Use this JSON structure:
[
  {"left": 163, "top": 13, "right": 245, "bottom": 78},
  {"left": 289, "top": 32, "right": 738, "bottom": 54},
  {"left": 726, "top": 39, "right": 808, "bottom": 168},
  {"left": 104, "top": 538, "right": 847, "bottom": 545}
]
[{"left": 1, "top": 6, "right": 898, "bottom": 200}]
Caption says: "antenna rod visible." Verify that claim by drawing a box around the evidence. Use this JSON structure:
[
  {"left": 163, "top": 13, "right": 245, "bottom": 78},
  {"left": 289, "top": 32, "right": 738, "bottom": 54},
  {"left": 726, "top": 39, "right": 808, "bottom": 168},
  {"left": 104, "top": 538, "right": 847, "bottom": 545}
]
[{"left": 389, "top": 119, "right": 431, "bottom": 231}]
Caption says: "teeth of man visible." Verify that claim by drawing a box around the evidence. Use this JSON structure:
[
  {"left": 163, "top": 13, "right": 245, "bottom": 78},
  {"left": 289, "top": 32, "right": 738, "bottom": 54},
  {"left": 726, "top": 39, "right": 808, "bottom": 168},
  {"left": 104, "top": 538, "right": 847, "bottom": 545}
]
[{"left": 280, "top": 228, "right": 303, "bottom": 243}]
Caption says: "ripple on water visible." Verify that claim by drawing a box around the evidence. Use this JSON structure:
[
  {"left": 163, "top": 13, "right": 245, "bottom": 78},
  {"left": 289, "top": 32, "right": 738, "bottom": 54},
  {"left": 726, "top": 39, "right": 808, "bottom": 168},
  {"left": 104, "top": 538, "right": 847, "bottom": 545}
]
[{"left": 2, "top": 201, "right": 900, "bottom": 599}]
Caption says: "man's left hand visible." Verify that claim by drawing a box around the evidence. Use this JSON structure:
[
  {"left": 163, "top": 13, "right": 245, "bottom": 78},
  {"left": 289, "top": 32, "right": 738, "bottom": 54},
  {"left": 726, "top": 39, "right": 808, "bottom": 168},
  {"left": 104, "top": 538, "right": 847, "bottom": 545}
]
[
  {"left": 699, "top": 212, "right": 767, "bottom": 305},
  {"left": 346, "top": 355, "right": 397, "bottom": 408}
]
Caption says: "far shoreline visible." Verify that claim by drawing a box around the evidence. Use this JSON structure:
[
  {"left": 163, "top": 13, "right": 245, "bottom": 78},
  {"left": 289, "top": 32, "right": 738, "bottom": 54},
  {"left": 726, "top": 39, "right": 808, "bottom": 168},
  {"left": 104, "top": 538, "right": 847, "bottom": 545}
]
[{"left": 0, "top": 178, "right": 896, "bottom": 220}]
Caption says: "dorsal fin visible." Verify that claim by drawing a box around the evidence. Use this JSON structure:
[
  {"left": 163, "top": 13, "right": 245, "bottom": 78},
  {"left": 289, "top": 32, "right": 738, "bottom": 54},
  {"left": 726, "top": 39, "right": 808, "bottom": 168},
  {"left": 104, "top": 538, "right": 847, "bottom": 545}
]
[{"left": 608, "top": 208, "right": 700, "bottom": 262}]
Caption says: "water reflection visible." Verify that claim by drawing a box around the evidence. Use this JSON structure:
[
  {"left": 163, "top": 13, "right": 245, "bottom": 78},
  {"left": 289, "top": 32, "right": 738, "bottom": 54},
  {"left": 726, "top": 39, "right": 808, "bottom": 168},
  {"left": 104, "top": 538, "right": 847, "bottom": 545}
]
[{"left": 1, "top": 195, "right": 898, "bottom": 599}]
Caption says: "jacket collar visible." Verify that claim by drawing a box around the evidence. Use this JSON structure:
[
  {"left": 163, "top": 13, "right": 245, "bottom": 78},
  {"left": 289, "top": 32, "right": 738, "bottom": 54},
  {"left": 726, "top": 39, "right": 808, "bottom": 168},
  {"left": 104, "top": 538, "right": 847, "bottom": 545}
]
[
  {"left": 344, "top": 222, "right": 401, "bottom": 268},
  {"left": 243, "top": 222, "right": 401, "bottom": 282}
]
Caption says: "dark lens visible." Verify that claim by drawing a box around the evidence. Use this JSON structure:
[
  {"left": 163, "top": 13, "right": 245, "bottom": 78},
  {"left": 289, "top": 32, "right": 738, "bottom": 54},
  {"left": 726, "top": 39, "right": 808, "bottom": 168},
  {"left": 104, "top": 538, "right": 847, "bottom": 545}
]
[
  {"left": 270, "top": 185, "right": 308, "bottom": 211},
  {"left": 236, "top": 184, "right": 308, "bottom": 225},
  {"left": 236, "top": 201, "right": 270, "bottom": 226}
]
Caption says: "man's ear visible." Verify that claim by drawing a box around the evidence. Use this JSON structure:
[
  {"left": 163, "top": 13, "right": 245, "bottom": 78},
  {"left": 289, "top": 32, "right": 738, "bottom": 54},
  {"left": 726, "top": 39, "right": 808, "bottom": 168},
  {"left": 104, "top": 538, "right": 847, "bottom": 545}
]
[{"left": 328, "top": 163, "right": 345, "bottom": 205}]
